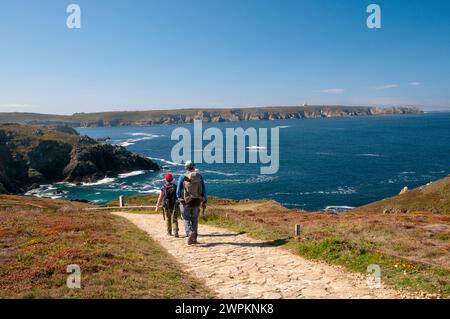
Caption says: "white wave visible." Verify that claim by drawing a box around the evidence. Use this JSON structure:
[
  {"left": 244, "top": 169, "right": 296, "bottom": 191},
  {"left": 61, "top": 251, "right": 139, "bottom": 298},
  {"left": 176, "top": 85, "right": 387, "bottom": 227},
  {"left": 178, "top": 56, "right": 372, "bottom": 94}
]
[
  {"left": 202, "top": 170, "right": 239, "bottom": 176},
  {"left": 118, "top": 170, "right": 146, "bottom": 178},
  {"left": 299, "top": 186, "right": 356, "bottom": 195},
  {"left": 148, "top": 157, "right": 184, "bottom": 166},
  {"left": 117, "top": 134, "right": 159, "bottom": 147},
  {"left": 128, "top": 133, "right": 159, "bottom": 137},
  {"left": 399, "top": 171, "right": 416, "bottom": 175},
  {"left": 324, "top": 206, "right": 355, "bottom": 212},
  {"left": 276, "top": 125, "right": 290, "bottom": 129},
  {"left": 120, "top": 141, "right": 135, "bottom": 147},
  {"left": 55, "top": 181, "right": 76, "bottom": 187},
  {"left": 356, "top": 153, "right": 384, "bottom": 157},
  {"left": 81, "top": 177, "right": 116, "bottom": 186}
]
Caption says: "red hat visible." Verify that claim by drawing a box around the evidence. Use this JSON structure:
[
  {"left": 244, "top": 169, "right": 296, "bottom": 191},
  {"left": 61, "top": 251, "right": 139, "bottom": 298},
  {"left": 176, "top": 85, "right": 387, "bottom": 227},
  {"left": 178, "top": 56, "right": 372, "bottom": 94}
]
[{"left": 165, "top": 173, "right": 173, "bottom": 182}]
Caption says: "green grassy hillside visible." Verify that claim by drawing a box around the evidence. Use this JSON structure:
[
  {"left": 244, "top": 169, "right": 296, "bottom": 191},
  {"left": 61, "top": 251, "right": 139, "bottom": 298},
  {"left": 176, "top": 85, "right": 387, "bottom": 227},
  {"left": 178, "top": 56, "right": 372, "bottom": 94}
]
[{"left": 354, "top": 176, "right": 450, "bottom": 214}]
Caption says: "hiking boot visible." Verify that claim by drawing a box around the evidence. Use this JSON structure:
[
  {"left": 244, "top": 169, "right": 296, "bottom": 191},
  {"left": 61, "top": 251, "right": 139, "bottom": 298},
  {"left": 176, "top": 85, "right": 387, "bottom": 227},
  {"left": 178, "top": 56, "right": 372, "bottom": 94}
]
[{"left": 187, "top": 233, "right": 195, "bottom": 245}]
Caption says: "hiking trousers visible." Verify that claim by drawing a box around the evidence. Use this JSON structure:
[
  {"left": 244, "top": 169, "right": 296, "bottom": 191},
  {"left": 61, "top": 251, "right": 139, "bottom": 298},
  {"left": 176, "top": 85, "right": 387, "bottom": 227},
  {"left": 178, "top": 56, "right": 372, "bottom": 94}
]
[
  {"left": 179, "top": 204, "right": 200, "bottom": 239},
  {"left": 163, "top": 207, "right": 179, "bottom": 236}
]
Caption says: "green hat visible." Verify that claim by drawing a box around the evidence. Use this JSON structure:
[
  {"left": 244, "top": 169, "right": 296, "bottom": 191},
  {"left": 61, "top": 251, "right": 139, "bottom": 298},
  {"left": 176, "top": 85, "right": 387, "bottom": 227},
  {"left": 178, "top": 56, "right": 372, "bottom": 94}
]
[{"left": 184, "top": 160, "right": 195, "bottom": 169}]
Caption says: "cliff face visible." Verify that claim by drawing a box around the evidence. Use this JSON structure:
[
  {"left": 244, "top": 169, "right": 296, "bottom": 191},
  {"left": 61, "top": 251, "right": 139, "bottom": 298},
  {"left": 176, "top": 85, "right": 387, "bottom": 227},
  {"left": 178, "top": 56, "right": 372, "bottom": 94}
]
[
  {"left": 65, "top": 106, "right": 425, "bottom": 127},
  {"left": 0, "top": 124, "right": 159, "bottom": 194},
  {"left": 0, "top": 106, "right": 423, "bottom": 127}
]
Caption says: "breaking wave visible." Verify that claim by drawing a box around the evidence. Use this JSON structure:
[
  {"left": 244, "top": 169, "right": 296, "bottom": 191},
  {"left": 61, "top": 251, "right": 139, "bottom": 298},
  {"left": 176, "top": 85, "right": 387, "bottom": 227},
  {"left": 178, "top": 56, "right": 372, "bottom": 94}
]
[{"left": 118, "top": 170, "right": 146, "bottom": 178}]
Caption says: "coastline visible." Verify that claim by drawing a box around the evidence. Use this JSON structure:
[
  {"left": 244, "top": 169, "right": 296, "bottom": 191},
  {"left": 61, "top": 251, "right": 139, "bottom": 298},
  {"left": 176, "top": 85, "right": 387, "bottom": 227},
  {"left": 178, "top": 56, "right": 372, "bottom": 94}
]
[{"left": 0, "top": 105, "right": 423, "bottom": 128}]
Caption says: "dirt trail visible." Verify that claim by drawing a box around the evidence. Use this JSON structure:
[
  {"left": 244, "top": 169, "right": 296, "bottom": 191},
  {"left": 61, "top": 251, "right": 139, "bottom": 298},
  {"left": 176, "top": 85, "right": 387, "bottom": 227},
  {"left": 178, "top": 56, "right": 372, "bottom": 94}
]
[{"left": 113, "top": 212, "right": 413, "bottom": 299}]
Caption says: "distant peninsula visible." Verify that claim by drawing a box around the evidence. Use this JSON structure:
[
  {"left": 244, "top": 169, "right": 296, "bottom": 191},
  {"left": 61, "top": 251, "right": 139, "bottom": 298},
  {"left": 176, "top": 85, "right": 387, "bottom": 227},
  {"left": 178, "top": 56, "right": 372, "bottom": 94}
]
[{"left": 0, "top": 106, "right": 422, "bottom": 127}]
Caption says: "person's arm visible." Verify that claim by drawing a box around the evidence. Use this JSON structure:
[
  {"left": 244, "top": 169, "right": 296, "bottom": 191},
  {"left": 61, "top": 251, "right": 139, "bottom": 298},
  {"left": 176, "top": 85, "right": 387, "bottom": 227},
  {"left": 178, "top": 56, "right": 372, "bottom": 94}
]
[
  {"left": 200, "top": 175, "right": 207, "bottom": 204},
  {"left": 176, "top": 175, "right": 184, "bottom": 199},
  {"left": 155, "top": 190, "right": 163, "bottom": 212}
]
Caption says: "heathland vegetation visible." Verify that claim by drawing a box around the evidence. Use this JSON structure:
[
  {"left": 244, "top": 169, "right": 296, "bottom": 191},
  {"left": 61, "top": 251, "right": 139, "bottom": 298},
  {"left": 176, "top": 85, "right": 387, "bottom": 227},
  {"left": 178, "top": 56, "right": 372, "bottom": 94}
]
[
  {"left": 0, "top": 177, "right": 448, "bottom": 298},
  {"left": 107, "top": 180, "right": 450, "bottom": 297},
  {"left": 0, "top": 195, "right": 214, "bottom": 298}
]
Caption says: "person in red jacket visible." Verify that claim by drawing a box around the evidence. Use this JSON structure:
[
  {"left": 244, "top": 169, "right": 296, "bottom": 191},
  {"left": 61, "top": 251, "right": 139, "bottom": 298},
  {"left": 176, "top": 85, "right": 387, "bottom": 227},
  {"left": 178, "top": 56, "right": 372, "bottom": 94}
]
[{"left": 155, "top": 173, "right": 179, "bottom": 237}]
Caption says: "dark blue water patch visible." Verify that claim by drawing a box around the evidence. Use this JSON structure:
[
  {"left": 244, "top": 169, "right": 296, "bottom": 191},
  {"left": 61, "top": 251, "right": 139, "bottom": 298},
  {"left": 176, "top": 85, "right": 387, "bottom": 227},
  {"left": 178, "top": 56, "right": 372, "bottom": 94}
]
[{"left": 29, "top": 112, "right": 450, "bottom": 211}]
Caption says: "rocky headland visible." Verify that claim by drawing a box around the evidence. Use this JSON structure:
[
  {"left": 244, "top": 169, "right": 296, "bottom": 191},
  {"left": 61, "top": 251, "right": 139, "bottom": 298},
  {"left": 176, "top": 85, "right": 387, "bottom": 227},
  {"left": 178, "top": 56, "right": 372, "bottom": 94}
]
[{"left": 0, "top": 124, "right": 159, "bottom": 194}]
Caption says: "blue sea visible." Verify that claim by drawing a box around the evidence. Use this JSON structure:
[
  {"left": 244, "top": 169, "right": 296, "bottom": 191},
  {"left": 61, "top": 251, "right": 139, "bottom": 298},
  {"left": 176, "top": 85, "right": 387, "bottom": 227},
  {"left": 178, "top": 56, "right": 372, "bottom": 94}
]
[{"left": 28, "top": 112, "right": 450, "bottom": 211}]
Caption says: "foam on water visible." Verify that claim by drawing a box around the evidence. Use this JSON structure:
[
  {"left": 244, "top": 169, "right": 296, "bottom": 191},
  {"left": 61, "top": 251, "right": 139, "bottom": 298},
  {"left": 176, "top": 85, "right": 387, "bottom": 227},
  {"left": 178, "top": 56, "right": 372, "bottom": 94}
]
[
  {"left": 118, "top": 170, "right": 146, "bottom": 178},
  {"left": 148, "top": 157, "right": 183, "bottom": 166},
  {"left": 81, "top": 177, "right": 117, "bottom": 186},
  {"left": 356, "top": 153, "right": 384, "bottom": 157},
  {"left": 202, "top": 170, "right": 239, "bottom": 176}
]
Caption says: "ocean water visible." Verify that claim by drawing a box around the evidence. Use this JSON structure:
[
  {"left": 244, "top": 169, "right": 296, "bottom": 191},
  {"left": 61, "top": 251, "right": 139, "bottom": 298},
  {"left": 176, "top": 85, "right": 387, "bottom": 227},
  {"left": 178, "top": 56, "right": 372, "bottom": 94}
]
[{"left": 28, "top": 113, "right": 450, "bottom": 211}]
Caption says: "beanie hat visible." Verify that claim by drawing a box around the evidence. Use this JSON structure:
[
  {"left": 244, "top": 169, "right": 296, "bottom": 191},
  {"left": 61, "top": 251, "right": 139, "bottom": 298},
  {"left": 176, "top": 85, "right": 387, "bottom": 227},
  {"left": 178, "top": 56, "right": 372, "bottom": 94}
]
[{"left": 165, "top": 173, "right": 173, "bottom": 182}]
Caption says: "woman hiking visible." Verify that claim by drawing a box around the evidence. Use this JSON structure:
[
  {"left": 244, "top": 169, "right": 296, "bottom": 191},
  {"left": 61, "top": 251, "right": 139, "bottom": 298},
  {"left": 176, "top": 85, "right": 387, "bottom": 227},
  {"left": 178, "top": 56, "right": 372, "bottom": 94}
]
[{"left": 155, "top": 173, "right": 179, "bottom": 237}]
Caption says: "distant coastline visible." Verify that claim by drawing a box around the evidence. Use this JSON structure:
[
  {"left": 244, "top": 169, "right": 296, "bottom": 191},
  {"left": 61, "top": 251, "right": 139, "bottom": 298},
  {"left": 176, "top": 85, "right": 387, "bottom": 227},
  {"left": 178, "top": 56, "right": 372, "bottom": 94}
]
[{"left": 0, "top": 105, "right": 422, "bottom": 128}]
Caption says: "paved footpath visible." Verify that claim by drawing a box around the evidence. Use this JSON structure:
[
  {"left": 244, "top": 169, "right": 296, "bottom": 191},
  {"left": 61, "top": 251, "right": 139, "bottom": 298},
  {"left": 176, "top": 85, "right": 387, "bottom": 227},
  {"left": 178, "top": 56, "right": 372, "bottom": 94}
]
[{"left": 114, "top": 212, "right": 413, "bottom": 299}]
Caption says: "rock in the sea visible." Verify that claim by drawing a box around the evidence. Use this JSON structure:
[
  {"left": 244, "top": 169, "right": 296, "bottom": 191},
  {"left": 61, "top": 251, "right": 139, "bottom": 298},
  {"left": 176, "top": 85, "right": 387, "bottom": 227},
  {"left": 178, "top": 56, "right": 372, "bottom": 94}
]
[
  {"left": 0, "top": 124, "right": 160, "bottom": 194},
  {"left": 399, "top": 186, "right": 409, "bottom": 195},
  {"left": 63, "top": 143, "right": 160, "bottom": 184}
]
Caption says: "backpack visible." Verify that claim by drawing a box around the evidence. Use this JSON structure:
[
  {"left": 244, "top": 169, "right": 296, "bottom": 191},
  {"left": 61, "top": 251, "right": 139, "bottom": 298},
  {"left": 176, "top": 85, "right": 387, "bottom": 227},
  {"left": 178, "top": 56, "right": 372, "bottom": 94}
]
[
  {"left": 162, "top": 183, "right": 177, "bottom": 211},
  {"left": 183, "top": 171, "right": 203, "bottom": 207}
]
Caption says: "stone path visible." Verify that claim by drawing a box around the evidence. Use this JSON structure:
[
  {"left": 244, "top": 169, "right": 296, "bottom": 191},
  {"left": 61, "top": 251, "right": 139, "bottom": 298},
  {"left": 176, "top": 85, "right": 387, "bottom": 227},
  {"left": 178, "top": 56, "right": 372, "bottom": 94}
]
[{"left": 113, "top": 212, "right": 413, "bottom": 299}]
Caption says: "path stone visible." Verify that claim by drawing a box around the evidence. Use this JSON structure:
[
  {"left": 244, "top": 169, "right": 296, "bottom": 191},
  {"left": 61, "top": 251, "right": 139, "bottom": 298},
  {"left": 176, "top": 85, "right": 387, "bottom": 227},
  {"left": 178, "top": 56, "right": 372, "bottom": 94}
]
[{"left": 113, "top": 212, "right": 414, "bottom": 299}]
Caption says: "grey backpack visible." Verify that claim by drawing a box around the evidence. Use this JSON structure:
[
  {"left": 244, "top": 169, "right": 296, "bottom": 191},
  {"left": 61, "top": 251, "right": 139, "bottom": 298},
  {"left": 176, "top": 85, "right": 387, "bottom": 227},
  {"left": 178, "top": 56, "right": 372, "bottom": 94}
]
[{"left": 183, "top": 171, "right": 202, "bottom": 207}]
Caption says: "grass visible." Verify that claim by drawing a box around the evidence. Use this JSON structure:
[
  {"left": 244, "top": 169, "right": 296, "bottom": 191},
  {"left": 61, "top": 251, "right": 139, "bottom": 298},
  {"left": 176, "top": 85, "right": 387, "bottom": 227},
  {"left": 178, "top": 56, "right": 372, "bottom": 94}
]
[
  {"left": 354, "top": 176, "right": 450, "bottom": 214},
  {"left": 0, "top": 195, "right": 214, "bottom": 298},
  {"left": 195, "top": 203, "right": 450, "bottom": 298}
]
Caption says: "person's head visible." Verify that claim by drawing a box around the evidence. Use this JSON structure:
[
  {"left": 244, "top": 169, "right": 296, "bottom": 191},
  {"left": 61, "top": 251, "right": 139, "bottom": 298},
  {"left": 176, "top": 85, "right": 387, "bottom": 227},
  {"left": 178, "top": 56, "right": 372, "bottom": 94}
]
[
  {"left": 184, "top": 160, "right": 195, "bottom": 171},
  {"left": 165, "top": 173, "right": 173, "bottom": 183}
]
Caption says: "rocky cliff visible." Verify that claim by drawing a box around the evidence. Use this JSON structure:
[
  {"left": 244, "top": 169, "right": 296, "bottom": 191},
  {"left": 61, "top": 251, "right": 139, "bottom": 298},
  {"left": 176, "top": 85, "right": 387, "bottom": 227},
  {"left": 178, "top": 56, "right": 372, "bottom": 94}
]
[
  {"left": 0, "top": 106, "right": 423, "bottom": 127},
  {"left": 0, "top": 124, "right": 159, "bottom": 194}
]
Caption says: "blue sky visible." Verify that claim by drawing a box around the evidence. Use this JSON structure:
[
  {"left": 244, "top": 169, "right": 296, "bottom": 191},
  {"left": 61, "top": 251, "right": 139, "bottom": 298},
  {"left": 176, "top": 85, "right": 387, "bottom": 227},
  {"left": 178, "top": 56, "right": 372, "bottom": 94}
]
[{"left": 0, "top": 0, "right": 449, "bottom": 114}]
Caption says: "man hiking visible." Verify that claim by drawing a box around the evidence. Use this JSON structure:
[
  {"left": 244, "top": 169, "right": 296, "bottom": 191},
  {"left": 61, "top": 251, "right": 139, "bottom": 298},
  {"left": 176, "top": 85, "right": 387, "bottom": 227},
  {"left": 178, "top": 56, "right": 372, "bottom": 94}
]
[
  {"left": 155, "top": 173, "right": 179, "bottom": 237},
  {"left": 176, "top": 160, "right": 207, "bottom": 245}
]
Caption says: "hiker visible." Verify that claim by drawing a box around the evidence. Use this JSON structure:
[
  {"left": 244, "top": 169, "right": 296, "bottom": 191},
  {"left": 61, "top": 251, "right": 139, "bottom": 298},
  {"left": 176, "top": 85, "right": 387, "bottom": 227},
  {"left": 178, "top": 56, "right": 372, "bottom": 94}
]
[
  {"left": 176, "top": 160, "right": 207, "bottom": 245},
  {"left": 155, "top": 173, "right": 179, "bottom": 237}
]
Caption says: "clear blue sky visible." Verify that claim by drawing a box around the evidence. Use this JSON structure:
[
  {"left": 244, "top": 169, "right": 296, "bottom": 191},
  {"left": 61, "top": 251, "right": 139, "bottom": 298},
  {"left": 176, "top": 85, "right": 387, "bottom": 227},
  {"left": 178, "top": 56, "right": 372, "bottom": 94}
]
[{"left": 0, "top": 0, "right": 449, "bottom": 114}]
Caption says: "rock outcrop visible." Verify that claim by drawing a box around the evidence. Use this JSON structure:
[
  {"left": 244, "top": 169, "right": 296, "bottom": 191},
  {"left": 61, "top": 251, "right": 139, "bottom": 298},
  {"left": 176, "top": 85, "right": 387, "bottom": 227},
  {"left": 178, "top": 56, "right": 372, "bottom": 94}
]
[{"left": 0, "top": 124, "right": 159, "bottom": 194}]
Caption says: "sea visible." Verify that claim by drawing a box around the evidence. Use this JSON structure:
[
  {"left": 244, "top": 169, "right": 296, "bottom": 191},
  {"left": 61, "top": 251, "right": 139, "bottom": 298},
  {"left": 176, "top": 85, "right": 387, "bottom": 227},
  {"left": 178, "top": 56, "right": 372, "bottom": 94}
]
[{"left": 27, "top": 112, "right": 450, "bottom": 211}]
